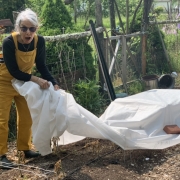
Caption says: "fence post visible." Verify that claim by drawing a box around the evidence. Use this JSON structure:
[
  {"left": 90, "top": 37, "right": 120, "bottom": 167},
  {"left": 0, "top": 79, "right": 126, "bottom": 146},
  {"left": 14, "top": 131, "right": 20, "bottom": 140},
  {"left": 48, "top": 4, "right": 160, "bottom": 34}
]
[{"left": 121, "top": 36, "right": 127, "bottom": 85}]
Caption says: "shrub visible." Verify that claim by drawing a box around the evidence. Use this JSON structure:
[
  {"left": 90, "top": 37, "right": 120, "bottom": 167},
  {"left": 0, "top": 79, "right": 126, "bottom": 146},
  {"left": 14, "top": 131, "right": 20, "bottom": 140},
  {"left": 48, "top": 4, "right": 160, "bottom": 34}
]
[
  {"left": 127, "top": 80, "right": 145, "bottom": 95},
  {"left": 40, "top": 0, "right": 73, "bottom": 30},
  {"left": 73, "top": 79, "right": 107, "bottom": 116},
  {"left": 37, "top": 0, "right": 96, "bottom": 88}
]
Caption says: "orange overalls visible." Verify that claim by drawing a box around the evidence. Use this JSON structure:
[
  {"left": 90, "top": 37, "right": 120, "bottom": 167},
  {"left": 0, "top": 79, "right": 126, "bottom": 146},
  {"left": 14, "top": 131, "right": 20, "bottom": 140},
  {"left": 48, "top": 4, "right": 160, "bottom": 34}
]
[{"left": 0, "top": 32, "right": 38, "bottom": 155}]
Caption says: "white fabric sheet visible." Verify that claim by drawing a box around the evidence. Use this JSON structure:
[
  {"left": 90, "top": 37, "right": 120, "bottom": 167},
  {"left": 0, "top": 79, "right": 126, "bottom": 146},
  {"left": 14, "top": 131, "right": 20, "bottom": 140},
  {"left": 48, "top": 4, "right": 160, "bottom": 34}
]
[{"left": 12, "top": 79, "right": 180, "bottom": 155}]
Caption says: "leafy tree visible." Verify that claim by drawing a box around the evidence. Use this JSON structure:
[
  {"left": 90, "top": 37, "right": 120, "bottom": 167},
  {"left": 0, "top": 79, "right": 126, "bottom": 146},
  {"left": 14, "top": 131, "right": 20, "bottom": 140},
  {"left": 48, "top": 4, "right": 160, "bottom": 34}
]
[
  {"left": 102, "top": 0, "right": 109, "bottom": 18},
  {"left": 110, "top": 0, "right": 142, "bottom": 17},
  {"left": 40, "top": 0, "right": 72, "bottom": 31},
  {"left": 129, "top": 8, "right": 143, "bottom": 33},
  {"left": 65, "top": 0, "right": 96, "bottom": 24},
  {"left": 0, "top": 0, "right": 25, "bottom": 22},
  {"left": 25, "top": 0, "right": 44, "bottom": 16},
  {"left": 36, "top": 0, "right": 96, "bottom": 85},
  {"left": 147, "top": 26, "right": 169, "bottom": 74}
]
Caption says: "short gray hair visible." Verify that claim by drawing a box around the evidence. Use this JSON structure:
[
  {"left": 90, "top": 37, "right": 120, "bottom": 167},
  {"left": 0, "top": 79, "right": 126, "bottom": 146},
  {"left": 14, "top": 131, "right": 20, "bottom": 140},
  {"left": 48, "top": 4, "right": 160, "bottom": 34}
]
[{"left": 15, "top": 8, "right": 39, "bottom": 32}]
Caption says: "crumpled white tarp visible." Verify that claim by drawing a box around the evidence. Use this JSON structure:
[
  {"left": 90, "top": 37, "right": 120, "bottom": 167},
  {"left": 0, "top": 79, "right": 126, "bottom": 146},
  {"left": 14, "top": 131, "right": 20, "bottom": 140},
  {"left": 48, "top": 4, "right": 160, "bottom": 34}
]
[{"left": 12, "top": 79, "right": 180, "bottom": 155}]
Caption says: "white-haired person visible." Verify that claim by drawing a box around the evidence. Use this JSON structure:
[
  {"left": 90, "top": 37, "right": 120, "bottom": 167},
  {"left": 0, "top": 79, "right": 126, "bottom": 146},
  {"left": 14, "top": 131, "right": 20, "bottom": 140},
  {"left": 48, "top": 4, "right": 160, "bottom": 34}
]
[{"left": 0, "top": 8, "right": 59, "bottom": 168}]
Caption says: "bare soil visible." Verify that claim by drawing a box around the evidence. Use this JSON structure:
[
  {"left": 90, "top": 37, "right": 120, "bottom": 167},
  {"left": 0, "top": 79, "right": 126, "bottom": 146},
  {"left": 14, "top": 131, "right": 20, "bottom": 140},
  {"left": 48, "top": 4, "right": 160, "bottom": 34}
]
[{"left": 0, "top": 138, "right": 180, "bottom": 180}]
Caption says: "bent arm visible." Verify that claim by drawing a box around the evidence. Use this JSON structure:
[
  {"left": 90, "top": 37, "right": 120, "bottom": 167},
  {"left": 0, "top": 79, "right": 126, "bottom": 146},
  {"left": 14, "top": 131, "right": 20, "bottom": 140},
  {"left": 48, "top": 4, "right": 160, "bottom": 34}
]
[{"left": 35, "top": 36, "right": 58, "bottom": 86}]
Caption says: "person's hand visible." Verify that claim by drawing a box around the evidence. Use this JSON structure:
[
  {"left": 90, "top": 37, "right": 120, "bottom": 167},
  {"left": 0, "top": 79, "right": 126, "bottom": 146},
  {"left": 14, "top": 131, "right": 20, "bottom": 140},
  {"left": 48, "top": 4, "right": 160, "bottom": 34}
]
[
  {"left": 36, "top": 77, "right": 50, "bottom": 89},
  {"left": 54, "top": 84, "right": 60, "bottom": 91}
]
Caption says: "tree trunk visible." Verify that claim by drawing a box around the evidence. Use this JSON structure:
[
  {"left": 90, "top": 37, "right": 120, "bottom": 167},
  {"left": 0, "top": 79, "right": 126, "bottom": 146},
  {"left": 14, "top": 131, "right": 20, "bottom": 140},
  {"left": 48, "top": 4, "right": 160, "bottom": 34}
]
[
  {"left": 95, "top": 0, "right": 105, "bottom": 89},
  {"left": 84, "top": 1, "right": 91, "bottom": 29},
  {"left": 109, "top": 0, "right": 116, "bottom": 52},
  {"left": 129, "top": 0, "right": 143, "bottom": 33},
  {"left": 114, "top": 0, "right": 125, "bottom": 34},
  {"left": 74, "top": 0, "right": 77, "bottom": 23},
  {"left": 141, "top": 0, "right": 153, "bottom": 75},
  {"left": 126, "top": 0, "right": 129, "bottom": 34}
]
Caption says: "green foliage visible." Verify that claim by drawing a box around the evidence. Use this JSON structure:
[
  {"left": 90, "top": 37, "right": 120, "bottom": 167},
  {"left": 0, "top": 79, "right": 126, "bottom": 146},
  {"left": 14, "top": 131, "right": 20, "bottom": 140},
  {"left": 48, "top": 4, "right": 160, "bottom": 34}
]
[
  {"left": 59, "top": 41, "right": 94, "bottom": 73},
  {"left": 41, "top": 0, "right": 72, "bottom": 30},
  {"left": 126, "top": 4, "right": 169, "bottom": 75},
  {"left": 37, "top": 0, "right": 96, "bottom": 82},
  {"left": 127, "top": 80, "right": 145, "bottom": 95},
  {"left": 147, "top": 26, "right": 170, "bottom": 74},
  {"left": 164, "top": 31, "right": 180, "bottom": 72},
  {"left": 38, "top": 28, "right": 61, "bottom": 36},
  {"left": 149, "top": 27, "right": 165, "bottom": 48},
  {"left": 129, "top": 8, "right": 143, "bottom": 33},
  {"left": 154, "top": 6, "right": 164, "bottom": 16},
  {"left": 66, "top": 0, "right": 95, "bottom": 19},
  {"left": 26, "top": 0, "right": 44, "bottom": 15},
  {"left": 115, "top": 0, "right": 142, "bottom": 17},
  {"left": 32, "top": 37, "right": 96, "bottom": 85},
  {"left": 73, "top": 79, "right": 107, "bottom": 115},
  {"left": 0, "top": 0, "right": 25, "bottom": 22},
  {"left": 129, "top": 36, "right": 141, "bottom": 53},
  {"left": 102, "top": 0, "right": 109, "bottom": 18}
]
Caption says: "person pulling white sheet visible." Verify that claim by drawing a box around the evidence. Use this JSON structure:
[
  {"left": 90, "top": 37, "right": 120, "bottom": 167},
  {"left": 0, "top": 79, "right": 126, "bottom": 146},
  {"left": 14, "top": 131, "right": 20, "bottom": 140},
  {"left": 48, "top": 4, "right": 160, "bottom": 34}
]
[{"left": 12, "top": 79, "right": 180, "bottom": 155}]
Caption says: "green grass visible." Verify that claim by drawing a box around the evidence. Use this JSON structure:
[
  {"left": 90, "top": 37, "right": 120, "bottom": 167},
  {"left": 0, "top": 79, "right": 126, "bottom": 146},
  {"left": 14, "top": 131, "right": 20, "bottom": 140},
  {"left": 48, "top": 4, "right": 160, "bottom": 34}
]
[{"left": 75, "top": 16, "right": 126, "bottom": 30}]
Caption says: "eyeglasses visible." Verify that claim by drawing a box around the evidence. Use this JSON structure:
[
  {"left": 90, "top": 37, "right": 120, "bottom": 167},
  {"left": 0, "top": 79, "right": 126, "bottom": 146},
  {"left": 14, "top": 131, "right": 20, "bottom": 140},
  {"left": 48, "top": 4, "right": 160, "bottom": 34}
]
[{"left": 20, "top": 26, "right": 37, "bottom": 32}]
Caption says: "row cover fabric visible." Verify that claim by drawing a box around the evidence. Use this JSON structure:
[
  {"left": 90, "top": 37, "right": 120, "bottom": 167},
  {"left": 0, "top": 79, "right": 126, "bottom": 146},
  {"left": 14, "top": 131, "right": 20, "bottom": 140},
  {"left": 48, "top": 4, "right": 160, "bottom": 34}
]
[{"left": 12, "top": 79, "right": 180, "bottom": 155}]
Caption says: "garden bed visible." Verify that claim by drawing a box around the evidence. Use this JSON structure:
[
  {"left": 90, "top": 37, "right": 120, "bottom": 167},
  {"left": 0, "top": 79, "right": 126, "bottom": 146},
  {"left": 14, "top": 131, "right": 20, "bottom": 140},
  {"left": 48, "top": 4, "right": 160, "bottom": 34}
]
[{"left": 1, "top": 138, "right": 180, "bottom": 180}]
